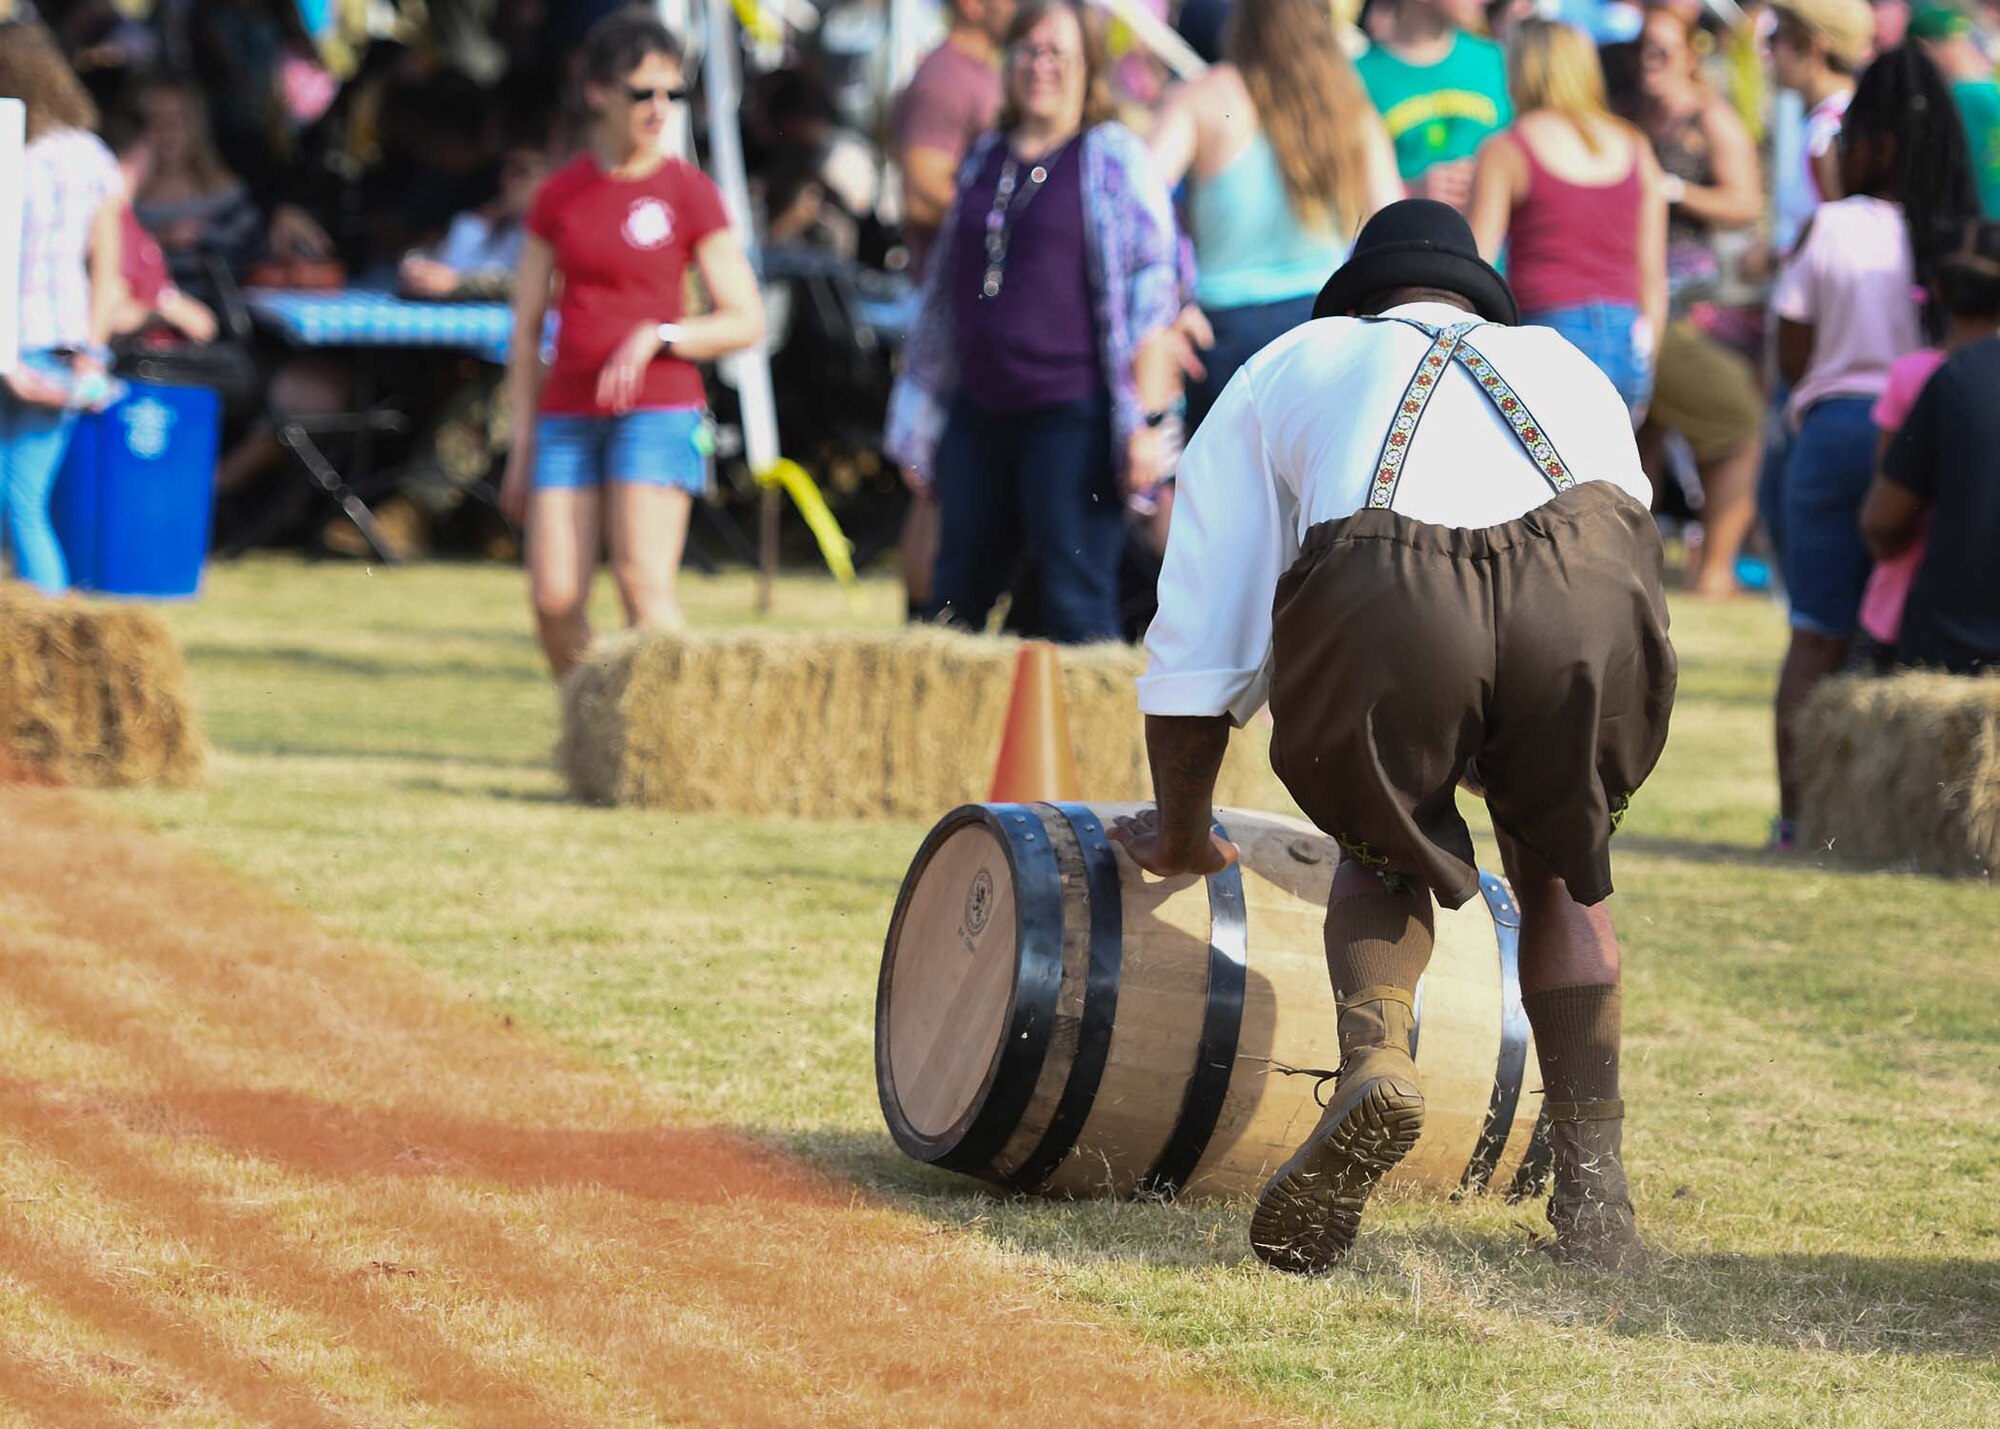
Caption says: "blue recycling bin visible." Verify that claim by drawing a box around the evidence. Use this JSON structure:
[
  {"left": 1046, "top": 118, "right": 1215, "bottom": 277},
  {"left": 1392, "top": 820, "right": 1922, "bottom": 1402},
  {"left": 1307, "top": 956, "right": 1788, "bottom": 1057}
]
[{"left": 51, "top": 381, "right": 220, "bottom": 598}]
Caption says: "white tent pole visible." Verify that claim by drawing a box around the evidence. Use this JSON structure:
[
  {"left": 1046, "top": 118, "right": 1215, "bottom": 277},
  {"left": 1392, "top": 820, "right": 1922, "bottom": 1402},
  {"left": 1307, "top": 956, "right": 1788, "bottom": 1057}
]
[
  {"left": 696, "top": 0, "right": 788, "bottom": 609},
  {"left": 657, "top": 0, "right": 697, "bottom": 158},
  {"left": 886, "top": 0, "right": 925, "bottom": 95},
  {"left": 656, "top": 0, "right": 695, "bottom": 41},
  {"left": 0, "top": 99, "right": 23, "bottom": 378}
]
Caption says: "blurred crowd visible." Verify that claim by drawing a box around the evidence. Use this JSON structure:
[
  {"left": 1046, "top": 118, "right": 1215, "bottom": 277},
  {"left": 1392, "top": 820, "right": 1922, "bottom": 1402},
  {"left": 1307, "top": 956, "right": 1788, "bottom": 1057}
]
[
  {"left": 879, "top": 0, "right": 2000, "bottom": 853},
  {"left": 2, "top": 1, "right": 657, "bottom": 569},
  {"left": 5, "top": 0, "right": 1999, "bottom": 838}
]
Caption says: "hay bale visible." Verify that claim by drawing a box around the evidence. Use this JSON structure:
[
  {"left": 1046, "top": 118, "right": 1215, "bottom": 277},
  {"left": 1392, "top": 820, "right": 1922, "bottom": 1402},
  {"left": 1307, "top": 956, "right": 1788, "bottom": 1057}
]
[
  {"left": 1796, "top": 672, "right": 2000, "bottom": 878},
  {"left": 557, "top": 628, "right": 1293, "bottom": 820},
  {"left": 0, "top": 585, "right": 205, "bottom": 787}
]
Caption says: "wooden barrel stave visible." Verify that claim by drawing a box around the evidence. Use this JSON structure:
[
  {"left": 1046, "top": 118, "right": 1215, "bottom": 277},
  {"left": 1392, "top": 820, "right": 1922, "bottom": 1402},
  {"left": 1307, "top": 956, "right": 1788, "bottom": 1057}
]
[
  {"left": 877, "top": 802, "right": 1545, "bottom": 1201},
  {"left": 1034, "top": 804, "right": 1216, "bottom": 1198}
]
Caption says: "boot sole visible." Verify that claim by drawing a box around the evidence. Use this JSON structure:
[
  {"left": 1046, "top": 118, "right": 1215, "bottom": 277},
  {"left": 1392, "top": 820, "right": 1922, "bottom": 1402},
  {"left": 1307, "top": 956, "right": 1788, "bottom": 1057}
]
[{"left": 1249, "top": 1078, "right": 1424, "bottom": 1275}]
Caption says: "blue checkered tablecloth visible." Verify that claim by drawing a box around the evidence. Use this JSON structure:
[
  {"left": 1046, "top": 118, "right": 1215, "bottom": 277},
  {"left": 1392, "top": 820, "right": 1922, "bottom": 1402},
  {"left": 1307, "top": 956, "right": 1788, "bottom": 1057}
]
[{"left": 245, "top": 289, "right": 516, "bottom": 360}]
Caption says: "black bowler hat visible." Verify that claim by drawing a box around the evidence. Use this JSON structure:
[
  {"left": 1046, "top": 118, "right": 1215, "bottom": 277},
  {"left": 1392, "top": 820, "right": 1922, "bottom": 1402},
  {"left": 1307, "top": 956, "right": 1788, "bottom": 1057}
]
[{"left": 1312, "top": 199, "right": 1518, "bottom": 326}]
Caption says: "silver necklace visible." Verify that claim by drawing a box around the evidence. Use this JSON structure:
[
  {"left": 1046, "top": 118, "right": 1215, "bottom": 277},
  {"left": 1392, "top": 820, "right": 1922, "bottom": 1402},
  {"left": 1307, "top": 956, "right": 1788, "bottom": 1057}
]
[{"left": 981, "top": 135, "right": 1076, "bottom": 299}]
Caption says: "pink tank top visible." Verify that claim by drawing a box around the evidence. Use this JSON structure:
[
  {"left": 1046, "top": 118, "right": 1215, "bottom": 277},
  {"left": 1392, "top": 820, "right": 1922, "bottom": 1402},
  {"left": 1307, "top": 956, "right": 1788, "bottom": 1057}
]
[{"left": 1505, "top": 132, "right": 1643, "bottom": 316}]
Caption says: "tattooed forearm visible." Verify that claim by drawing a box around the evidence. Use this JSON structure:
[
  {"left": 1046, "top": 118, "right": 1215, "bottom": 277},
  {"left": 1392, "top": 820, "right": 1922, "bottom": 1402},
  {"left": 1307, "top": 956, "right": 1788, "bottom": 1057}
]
[{"left": 1145, "top": 714, "right": 1232, "bottom": 853}]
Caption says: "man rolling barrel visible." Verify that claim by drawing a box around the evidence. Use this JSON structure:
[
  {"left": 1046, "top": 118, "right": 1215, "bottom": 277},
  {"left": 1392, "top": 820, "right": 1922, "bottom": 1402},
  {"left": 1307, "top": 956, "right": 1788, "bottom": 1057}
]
[{"left": 1110, "top": 200, "right": 1676, "bottom": 1273}]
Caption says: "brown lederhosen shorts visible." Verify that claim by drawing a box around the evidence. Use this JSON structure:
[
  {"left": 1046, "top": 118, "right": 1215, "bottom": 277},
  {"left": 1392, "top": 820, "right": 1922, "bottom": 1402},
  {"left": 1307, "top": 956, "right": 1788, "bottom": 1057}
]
[{"left": 1268, "top": 481, "right": 1678, "bottom": 910}]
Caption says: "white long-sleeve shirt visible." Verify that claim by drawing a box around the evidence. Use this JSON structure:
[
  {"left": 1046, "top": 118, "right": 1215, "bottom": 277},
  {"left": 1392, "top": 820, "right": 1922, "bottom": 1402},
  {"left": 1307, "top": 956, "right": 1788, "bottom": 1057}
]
[{"left": 1138, "top": 301, "right": 1651, "bottom": 723}]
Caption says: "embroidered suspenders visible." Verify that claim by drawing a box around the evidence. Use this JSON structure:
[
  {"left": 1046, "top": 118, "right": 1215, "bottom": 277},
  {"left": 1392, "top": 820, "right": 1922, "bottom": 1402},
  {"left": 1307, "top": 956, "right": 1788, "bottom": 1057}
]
[{"left": 1365, "top": 318, "right": 1577, "bottom": 511}]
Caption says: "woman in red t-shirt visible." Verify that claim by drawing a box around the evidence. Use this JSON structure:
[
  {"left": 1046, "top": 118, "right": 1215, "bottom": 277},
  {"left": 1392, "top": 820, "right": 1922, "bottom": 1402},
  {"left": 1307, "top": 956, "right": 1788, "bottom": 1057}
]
[{"left": 500, "top": 11, "right": 765, "bottom": 677}]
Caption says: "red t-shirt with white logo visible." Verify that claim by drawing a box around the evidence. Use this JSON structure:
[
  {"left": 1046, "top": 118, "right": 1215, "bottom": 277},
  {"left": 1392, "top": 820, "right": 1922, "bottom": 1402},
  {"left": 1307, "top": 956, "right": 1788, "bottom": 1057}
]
[{"left": 525, "top": 154, "right": 731, "bottom": 415}]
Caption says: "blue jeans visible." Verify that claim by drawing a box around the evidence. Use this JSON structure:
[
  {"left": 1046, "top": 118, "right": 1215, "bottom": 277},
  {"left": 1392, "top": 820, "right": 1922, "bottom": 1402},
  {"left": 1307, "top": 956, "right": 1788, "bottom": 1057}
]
[
  {"left": 1186, "top": 295, "right": 1318, "bottom": 436},
  {"left": 0, "top": 352, "right": 82, "bottom": 593},
  {"left": 1781, "top": 396, "right": 1877, "bottom": 636},
  {"left": 930, "top": 392, "right": 1123, "bottom": 644},
  {"left": 1523, "top": 302, "right": 1653, "bottom": 418}
]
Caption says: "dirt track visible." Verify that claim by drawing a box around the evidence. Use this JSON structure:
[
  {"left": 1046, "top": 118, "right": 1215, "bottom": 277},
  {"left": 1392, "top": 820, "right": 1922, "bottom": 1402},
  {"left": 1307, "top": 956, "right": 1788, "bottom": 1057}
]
[{"left": 0, "top": 787, "right": 1290, "bottom": 1426}]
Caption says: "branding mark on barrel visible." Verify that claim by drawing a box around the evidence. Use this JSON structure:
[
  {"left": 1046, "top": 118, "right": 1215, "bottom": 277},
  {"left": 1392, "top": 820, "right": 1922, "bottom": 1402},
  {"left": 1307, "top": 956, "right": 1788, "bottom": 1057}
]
[{"left": 963, "top": 868, "right": 995, "bottom": 946}]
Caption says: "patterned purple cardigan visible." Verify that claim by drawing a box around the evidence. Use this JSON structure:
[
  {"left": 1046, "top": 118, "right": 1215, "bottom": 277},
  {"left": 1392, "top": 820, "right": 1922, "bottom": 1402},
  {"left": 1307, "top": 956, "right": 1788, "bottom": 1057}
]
[{"left": 884, "top": 121, "right": 1185, "bottom": 478}]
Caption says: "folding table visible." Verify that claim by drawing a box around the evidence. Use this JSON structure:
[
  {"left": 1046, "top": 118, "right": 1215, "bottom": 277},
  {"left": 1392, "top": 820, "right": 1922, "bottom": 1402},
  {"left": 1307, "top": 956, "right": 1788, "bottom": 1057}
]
[{"left": 241, "top": 288, "right": 516, "bottom": 563}]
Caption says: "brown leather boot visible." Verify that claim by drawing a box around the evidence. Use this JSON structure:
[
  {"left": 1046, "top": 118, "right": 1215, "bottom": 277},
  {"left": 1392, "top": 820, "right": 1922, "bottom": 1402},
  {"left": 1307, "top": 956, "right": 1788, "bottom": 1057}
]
[
  {"left": 1542, "top": 1099, "right": 1648, "bottom": 1271},
  {"left": 1251, "top": 985, "right": 1424, "bottom": 1274}
]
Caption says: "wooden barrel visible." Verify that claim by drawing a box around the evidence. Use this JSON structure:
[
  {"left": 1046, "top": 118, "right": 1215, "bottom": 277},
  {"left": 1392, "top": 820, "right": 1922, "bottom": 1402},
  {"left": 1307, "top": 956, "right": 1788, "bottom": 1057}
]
[{"left": 876, "top": 802, "right": 1546, "bottom": 1200}]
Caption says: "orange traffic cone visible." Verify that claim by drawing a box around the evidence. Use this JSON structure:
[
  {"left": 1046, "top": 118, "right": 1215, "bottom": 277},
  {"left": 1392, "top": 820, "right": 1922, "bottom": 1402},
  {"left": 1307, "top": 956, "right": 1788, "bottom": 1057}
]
[{"left": 988, "top": 641, "right": 1081, "bottom": 803}]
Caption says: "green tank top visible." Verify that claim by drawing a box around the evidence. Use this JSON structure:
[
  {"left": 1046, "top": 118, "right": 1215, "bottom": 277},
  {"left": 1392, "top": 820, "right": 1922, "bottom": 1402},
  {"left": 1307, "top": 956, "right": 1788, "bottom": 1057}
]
[{"left": 1187, "top": 132, "right": 1351, "bottom": 310}]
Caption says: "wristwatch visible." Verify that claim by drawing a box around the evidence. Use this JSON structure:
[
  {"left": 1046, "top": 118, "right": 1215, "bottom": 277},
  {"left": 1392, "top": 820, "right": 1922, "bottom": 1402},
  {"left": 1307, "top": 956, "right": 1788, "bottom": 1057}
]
[
  {"left": 1660, "top": 174, "right": 1687, "bottom": 207},
  {"left": 1141, "top": 404, "right": 1181, "bottom": 429},
  {"left": 655, "top": 322, "right": 685, "bottom": 348}
]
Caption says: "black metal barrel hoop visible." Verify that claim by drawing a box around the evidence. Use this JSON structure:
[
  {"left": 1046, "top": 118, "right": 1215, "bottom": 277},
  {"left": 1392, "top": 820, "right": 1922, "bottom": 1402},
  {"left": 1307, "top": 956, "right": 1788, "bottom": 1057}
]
[
  {"left": 1000, "top": 802, "right": 1127, "bottom": 1192},
  {"left": 1137, "top": 817, "right": 1249, "bottom": 1200},
  {"left": 1461, "top": 869, "right": 1531, "bottom": 1194}
]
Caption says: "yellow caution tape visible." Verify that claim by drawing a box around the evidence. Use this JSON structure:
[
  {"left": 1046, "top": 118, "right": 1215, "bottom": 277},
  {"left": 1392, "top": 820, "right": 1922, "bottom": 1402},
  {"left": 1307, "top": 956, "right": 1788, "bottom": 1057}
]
[
  {"left": 731, "top": 0, "right": 786, "bottom": 45},
  {"left": 756, "top": 458, "right": 859, "bottom": 593}
]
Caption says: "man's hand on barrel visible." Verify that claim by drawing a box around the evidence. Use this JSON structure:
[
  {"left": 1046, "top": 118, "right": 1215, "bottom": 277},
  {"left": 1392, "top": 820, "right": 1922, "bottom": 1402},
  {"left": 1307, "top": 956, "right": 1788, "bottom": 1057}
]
[{"left": 1109, "top": 807, "right": 1240, "bottom": 877}]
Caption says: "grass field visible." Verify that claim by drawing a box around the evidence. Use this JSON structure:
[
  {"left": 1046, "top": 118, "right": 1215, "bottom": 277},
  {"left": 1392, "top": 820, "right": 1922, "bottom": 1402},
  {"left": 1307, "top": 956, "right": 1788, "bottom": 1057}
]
[{"left": 104, "top": 556, "right": 2000, "bottom": 1425}]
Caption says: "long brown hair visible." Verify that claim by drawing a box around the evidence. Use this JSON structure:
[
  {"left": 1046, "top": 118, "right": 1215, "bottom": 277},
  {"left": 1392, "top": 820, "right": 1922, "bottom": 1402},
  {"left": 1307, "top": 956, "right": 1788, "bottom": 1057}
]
[
  {"left": 1510, "top": 18, "right": 1625, "bottom": 155},
  {"left": 996, "top": 0, "right": 1117, "bottom": 133},
  {"left": 0, "top": 21, "right": 98, "bottom": 141},
  {"left": 136, "top": 77, "right": 233, "bottom": 196},
  {"left": 1228, "top": 0, "right": 1375, "bottom": 235}
]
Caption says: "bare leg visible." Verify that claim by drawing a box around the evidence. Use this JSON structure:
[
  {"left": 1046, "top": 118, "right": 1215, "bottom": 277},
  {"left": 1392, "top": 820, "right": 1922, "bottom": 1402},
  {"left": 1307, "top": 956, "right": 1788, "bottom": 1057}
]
[
  {"left": 1497, "top": 831, "right": 1621, "bottom": 994},
  {"left": 1774, "top": 628, "right": 1851, "bottom": 824},
  {"left": 898, "top": 489, "right": 939, "bottom": 619},
  {"left": 526, "top": 486, "right": 601, "bottom": 679},
  {"left": 1690, "top": 440, "right": 1759, "bottom": 597},
  {"left": 606, "top": 482, "right": 691, "bottom": 631},
  {"left": 214, "top": 428, "right": 282, "bottom": 495},
  {"left": 218, "top": 358, "right": 350, "bottom": 495}
]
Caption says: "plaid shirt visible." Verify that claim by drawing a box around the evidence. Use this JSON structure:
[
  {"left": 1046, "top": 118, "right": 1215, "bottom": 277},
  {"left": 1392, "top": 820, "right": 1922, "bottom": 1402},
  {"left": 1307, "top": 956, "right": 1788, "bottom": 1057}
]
[{"left": 17, "top": 128, "right": 122, "bottom": 354}]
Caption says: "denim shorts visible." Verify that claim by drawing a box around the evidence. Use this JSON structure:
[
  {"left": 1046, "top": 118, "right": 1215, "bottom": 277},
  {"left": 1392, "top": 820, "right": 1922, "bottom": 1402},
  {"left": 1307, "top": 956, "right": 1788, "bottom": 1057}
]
[
  {"left": 1781, "top": 396, "right": 1878, "bottom": 637},
  {"left": 534, "top": 407, "right": 707, "bottom": 494},
  {"left": 1524, "top": 302, "right": 1653, "bottom": 420}
]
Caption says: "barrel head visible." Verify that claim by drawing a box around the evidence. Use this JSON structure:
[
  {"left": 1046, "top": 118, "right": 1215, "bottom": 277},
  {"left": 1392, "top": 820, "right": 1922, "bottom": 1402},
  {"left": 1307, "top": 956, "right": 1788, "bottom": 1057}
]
[{"left": 880, "top": 819, "right": 1019, "bottom": 1142}]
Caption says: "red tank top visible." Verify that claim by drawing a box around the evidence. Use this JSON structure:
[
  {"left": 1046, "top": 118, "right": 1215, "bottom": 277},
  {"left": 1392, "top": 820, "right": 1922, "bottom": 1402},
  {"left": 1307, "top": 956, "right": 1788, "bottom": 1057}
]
[{"left": 1504, "top": 131, "right": 1643, "bottom": 315}]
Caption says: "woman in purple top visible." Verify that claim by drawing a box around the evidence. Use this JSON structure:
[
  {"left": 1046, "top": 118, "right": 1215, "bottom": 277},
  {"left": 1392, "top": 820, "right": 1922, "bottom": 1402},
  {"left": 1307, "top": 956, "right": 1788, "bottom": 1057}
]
[{"left": 886, "top": 0, "right": 1184, "bottom": 643}]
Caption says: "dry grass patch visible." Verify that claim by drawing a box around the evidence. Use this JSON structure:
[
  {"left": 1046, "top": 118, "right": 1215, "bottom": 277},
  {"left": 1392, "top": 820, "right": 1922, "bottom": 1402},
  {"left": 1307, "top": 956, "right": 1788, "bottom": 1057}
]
[
  {"left": 0, "top": 585, "right": 204, "bottom": 788},
  {"left": 0, "top": 785, "right": 1291, "bottom": 1425},
  {"left": 106, "top": 562, "right": 2000, "bottom": 1425}
]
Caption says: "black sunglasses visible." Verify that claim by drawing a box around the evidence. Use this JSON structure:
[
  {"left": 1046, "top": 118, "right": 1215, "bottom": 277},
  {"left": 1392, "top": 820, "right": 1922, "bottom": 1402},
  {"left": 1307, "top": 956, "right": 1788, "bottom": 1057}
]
[{"left": 626, "top": 85, "right": 688, "bottom": 105}]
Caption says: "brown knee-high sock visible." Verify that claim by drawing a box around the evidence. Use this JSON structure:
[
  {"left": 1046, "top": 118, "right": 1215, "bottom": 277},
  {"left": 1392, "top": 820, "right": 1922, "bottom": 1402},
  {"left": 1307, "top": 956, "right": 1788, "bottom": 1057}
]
[
  {"left": 1523, "top": 984, "right": 1622, "bottom": 1106},
  {"left": 1324, "top": 888, "right": 1436, "bottom": 1000}
]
